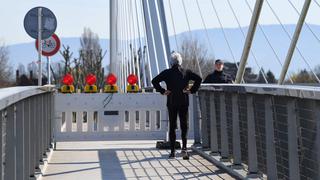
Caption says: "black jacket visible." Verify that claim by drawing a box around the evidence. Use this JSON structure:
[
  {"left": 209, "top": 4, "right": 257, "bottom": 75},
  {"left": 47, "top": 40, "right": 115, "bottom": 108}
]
[
  {"left": 152, "top": 66, "right": 202, "bottom": 108},
  {"left": 203, "top": 71, "right": 233, "bottom": 83}
]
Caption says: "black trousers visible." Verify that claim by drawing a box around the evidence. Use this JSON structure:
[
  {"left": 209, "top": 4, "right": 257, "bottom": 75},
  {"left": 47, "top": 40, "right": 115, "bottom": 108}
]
[{"left": 168, "top": 106, "right": 189, "bottom": 152}]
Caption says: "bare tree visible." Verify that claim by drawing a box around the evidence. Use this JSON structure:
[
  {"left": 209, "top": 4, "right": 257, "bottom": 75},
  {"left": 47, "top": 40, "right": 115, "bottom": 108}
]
[
  {"left": 0, "top": 42, "right": 12, "bottom": 87},
  {"left": 57, "top": 28, "right": 105, "bottom": 90},
  {"left": 79, "top": 27, "right": 104, "bottom": 89},
  {"left": 179, "top": 36, "right": 213, "bottom": 78}
]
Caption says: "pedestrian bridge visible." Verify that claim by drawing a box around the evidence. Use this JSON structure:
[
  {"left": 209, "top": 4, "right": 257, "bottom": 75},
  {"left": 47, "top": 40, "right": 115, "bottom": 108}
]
[{"left": 0, "top": 84, "right": 319, "bottom": 179}]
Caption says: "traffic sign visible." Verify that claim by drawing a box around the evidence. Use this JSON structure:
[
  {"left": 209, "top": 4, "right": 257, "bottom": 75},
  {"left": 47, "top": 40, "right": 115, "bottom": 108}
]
[
  {"left": 24, "top": 7, "right": 57, "bottom": 39},
  {"left": 35, "top": 34, "right": 61, "bottom": 56}
]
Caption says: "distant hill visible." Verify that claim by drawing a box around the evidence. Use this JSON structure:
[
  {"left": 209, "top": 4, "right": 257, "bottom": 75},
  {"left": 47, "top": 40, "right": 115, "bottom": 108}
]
[{"left": 8, "top": 24, "right": 320, "bottom": 77}]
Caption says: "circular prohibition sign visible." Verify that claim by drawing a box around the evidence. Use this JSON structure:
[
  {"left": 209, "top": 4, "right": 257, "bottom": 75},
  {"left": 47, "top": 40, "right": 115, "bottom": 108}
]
[{"left": 35, "top": 33, "right": 61, "bottom": 56}]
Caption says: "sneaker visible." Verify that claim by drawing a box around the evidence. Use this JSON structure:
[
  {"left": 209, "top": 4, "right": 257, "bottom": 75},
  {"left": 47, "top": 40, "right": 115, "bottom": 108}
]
[
  {"left": 181, "top": 149, "right": 189, "bottom": 160},
  {"left": 169, "top": 152, "right": 175, "bottom": 159}
]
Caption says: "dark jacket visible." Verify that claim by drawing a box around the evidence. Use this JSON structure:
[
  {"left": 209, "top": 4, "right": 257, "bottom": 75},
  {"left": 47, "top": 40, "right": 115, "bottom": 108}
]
[
  {"left": 152, "top": 65, "right": 202, "bottom": 108},
  {"left": 203, "top": 71, "right": 233, "bottom": 83}
]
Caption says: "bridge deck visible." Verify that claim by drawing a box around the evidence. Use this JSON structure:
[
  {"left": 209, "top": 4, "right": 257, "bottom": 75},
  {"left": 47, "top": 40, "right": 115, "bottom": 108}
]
[{"left": 40, "top": 141, "right": 235, "bottom": 180}]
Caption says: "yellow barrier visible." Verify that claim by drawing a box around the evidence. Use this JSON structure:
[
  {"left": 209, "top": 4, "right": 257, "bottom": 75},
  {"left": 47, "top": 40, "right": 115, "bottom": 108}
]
[
  {"left": 61, "top": 85, "right": 75, "bottom": 93},
  {"left": 84, "top": 85, "right": 98, "bottom": 93}
]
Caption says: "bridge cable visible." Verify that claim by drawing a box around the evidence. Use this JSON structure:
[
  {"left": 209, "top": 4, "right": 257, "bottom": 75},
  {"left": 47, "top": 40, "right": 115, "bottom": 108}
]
[
  {"left": 265, "top": 0, "right": 320, "bottom": 83},
  {"left": 123, "top": 0, "right": 130, "bottom": 89},
  {"left": 209, "top": 0, "right": 243, "bottom": 83},
  {"left": 288, "top": 0, "right": 320, "bottom": 45},
  {"left": 139, "top": 0, "right": 153, "bottom": 85},
  {"left": 130, "top": 0, "right": 141, "bottom": 87},
  {"left": 242, "top": 0, "right": 293, "bottom": 83},
  {"left": 312, "top": 0, "right": 320, "bottom": 9},
  {"left": 226, "top": 0, "right": 268, "bottom": 83},
  {"left": 120, "top": 0, "right": 128, "bottom": 91},
  {"left": 116, "top": 1, "right": 123, "bottom": 91},
  {"left": 168, "top": 0, "right": 179, "bottom": 51},
  {"left": 127, "top": 0, "right": 135, "bottom": 75},
  {"left": 134, "top": 0, "right": 147, "bottom": 88},
  {"left": 118, "top": 0, "right": 124, "bottom": 91},
  {"left": 240, "top": 0, "right": 270, "bottom": 83},
  {"left": 124, "top": 0, "right": 132, "bottom": 75},
  {"left": 247, "top": 0, "right": 293, "bottom": 84},
  {"left": 195, "top": 0, "right": 216, "bottom": 59},
  {"left": 287, "top": 0, "right": 320, "bottom": 81},
  {"left": 250, "top": 0, "right": 294, "bottom": 84},
  {"left": 181, "top": 0, "right": 203, "bottom": 77}
]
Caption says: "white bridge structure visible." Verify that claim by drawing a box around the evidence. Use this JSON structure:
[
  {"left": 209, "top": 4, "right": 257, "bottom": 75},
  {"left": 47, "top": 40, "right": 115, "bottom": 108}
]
[{"left": 1, "top": 0, "right": 320, "bottom": 179}]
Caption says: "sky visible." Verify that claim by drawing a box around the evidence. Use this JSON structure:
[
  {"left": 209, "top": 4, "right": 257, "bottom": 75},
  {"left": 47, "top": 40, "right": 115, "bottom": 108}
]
[
  {"left": 1, "top": 0, "right": 320, "bottom": 45},
  {"left": 1, "top": 0, "right": 320, "bottom": 79}
]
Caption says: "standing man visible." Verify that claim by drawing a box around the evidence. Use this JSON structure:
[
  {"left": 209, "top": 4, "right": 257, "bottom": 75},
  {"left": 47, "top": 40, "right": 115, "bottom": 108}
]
[
  {"left": 152, "top": 52, "right": 202, "bottom": 159},
  {"left": 203, "top": 59, "right": 233, "bottom": 83}
]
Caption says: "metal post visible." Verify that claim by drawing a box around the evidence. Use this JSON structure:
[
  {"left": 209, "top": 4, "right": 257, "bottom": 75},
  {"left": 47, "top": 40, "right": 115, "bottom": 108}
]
[
  {"left": 315, "top": 101, "right": 320, "bottom": 180},
  {"left": 0, "top": 111, "right": 3, "bottom": 180},
  {"left": 35, "top": 96, "right": 40, "bottom": 171},
  {"left": 247, "top": 95, "right": 258, "bottom": 176},
  {"left": 192, "top": 94, "right": 201, "bottom": 145},
  {"left": 40, "top": 95, "right": 45, "bottom": 159},
  {"left": 287, "top": 99, "right": 300, "bottom": 180},
  {"left": 199, "top": 92, "right": 209, "bottom": 148},
  {"left": 110, "top": 0, "right": 118, "bottom": 74},
  {"left": 265, "top": 96, "right": 277, "bottom": 179},
  {"left": 15, "top": 102, "right": 24, "bottom": 180},
  {"left": 235, "top": 0, "right": 264, "bottom": 84},
  {"left": 47, "top": 57, "right": 51, "bottom": 85},
  {"left": 278, "top": 0, "right": 311, "bottom": 84},
  {"left": 38, "top": 7, "right": 42, "bottom": 86},
  {"left": 29, "top": 98, "right": 35, "bottom": 177},
  {"left": 4, "top": 105, "right": 16, "bottom": 180},
  {"left": 232, "top": 94, "right": 241, "bottom": 165},
  {"left": 220, "top": 93, "right": 229, "bottom": 160},
  {"left": 209, "top": 93, "right": 218, "bottom": 153},
  {"left": 23, "top": 99, "right": 30, "bottom": 179}
]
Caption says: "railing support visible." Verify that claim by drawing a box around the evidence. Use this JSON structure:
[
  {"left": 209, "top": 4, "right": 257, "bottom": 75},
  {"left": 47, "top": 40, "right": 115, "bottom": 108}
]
[
  {"left": 315, "top": 101, "right": 320, "bottom": 179},
  {"left": 247, "top": 95, "right": 259, "bottom": 176},
  {"left": 209, "top": 93, "right": 218, "bottom": 153},
  {"left": 193, "top": 94, "right": 201, "bottom": 145},
  {"left": 287, "top": 99, "right": 300, "bottom": 180},
  {"left": 232, "top": 94, "right": 241, "bottom": 166},
  {"left": 199, "top": 92, "right": 209, "bottom": 148},
  {"left": 265, "top": 96, "right": 277, "bottom": 179},
  {"left": 4, "top": 105, "right": 16, "bottom": 180},
  {"left": 220, "top": 93, "right": 229, "bottom": 160}
]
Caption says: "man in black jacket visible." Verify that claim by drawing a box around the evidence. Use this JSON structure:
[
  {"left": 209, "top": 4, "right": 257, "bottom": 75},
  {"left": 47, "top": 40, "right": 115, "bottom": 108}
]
[
  {"left": 203, "top": 59, "right": 233, "bottom": 83},
  {"left": 152, "top": 52, "right": 202, "bottom": 159}
]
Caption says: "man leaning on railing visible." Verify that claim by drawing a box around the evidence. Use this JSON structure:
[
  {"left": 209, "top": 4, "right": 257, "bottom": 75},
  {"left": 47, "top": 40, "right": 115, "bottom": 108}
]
[{"left": 203, "top": 59, "right": 233, "bottom": 84}]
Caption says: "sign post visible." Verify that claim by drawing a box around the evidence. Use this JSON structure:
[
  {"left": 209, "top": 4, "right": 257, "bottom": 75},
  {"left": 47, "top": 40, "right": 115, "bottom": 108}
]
[
  {"left": 37, "top": 8, "right": 42, "bottom": 86},
  {"left": 35, "top": 33, "right": 61, "bottom": 85},
  {"left": 24, "top": 6, "right": 57, "bottom": 86},
  {"left": 47, "top": 57, "right": 51, "bottom": 85}
]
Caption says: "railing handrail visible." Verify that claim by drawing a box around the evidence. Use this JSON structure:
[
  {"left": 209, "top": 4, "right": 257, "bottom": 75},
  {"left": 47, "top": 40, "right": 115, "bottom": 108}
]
[
  {"left": 200, "top": 83, "right": 320, "bottom": 100},
  {"left": 0, "top": 86, "right": 54, "bottom": 111}
]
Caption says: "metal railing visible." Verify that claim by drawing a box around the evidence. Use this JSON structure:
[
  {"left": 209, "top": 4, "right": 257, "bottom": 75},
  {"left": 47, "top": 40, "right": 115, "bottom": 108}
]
[
  {"left": 0, "top": 86, "right": 54, "bottom": 180},
  {"left": 196, "top": 84, "right": 320, "bottom": 180}
]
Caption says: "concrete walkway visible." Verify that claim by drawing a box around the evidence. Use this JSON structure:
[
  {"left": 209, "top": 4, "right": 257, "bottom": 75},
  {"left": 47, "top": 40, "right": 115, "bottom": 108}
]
[{"left": 40, "top": 141, "right": 235, "bottom": 180}]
